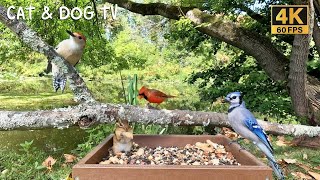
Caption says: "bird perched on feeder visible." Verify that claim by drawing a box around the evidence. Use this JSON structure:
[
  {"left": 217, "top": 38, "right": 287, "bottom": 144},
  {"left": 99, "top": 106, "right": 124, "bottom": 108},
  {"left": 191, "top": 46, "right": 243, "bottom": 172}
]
[
  {"left": 113, "top": 120, "right": 133, "bottom": 154},
  {"left": 43, "top": 30, "right": 86, "bottom": 92},
  {"left": 138, "top": 86, "right": 176, "bottom": 106},
  {"left": 224, "top": 92, "right": 284, "bottom": 180}
]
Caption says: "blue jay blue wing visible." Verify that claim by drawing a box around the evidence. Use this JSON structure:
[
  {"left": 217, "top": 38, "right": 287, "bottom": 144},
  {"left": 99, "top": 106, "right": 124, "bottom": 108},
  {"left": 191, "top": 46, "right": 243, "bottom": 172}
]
[{"left": 244, "top": 117, "right": 274, "bottom": 153}]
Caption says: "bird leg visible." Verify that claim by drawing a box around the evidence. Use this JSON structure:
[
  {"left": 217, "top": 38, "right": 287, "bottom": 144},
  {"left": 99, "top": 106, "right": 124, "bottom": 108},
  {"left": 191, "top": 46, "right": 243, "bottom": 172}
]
[{"left": 145, "top": 103, "right": 160, "bottom": 110}]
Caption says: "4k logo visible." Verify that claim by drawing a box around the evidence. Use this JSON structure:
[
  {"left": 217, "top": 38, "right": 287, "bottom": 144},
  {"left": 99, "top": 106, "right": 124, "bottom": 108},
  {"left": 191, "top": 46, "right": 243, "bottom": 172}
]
[{"left": 271, "top": 5, "right": 309, "bottom": 34}]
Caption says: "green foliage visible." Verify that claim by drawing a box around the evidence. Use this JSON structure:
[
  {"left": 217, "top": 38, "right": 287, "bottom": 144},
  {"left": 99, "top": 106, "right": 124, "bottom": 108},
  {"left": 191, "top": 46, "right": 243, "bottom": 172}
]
[
  {"left": 188, "top": 48, "right": 294, "bottom": 123},
  {"left": 74, "top": 124, "right": 114, "bottom": 158},
  {"left": 127, "top": 74, "right": 138, "bottom": 105},
  {"left": 19, "top": 140, "right": 36, "bottom": 154}
]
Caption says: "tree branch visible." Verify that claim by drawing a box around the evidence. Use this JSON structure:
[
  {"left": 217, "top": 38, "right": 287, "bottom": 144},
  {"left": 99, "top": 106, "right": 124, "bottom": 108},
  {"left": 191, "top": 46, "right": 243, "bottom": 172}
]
[
  {"left": 0, "top": 103, "right": 319, "bottom": 137},
  {"left": 0, "top": 6, "right": 96, "bottom": 103},
  {"left": 237, "top": 4, "right": 266, "bottom": 24}
]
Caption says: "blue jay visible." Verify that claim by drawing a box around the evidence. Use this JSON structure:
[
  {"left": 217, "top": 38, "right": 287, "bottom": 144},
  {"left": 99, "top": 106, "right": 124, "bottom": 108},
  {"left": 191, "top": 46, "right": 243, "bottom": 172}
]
[{"left": 225, "top": 92, "right": 284, "bottom": 180}]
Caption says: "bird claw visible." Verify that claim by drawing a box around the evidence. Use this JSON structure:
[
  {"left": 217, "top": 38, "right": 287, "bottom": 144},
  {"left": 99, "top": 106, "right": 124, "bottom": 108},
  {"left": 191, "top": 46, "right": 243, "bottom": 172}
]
[{"left": 145, "top": 103, "right": 160, "bottom": 110}]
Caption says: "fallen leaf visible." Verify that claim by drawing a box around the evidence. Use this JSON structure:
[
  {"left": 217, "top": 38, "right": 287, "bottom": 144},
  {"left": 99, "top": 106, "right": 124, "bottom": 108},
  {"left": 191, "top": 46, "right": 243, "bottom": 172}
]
[
  {"left": 297, "top": 163, "right": 311, "bottom": 171},
  {"left": 195, "top": 142, "right": 214, "bottom": 152},
  {"left": 276, "top": 136, "right": 291, "bottom": 146},
  {"left": 283, "top": 158, "right": 297, "bottom": 164},
  {"left": 42, "top": 156, "right": 56, "bottom": 170},
  {"left": 314, "top": 166, "right": 320, "bottom": 170},
  {"left": 303, "top": 153, "right": 308, "bottom": 160},
  {"left": 222, "top": 127, "right": 238, "bottom": 140},
  {"left": 291, "top": 172, "right": 313, "bottom": 179},
  {"left": 64, "top": 154, "right": 77, "bottom": 163},
  {"left": 308, "top": 171, "right": 320, "bottom": 180},
  {"left": 243, "top": 139, "right": 250, "bottom": 144},
  {"left": 66, "top": 172, "right": 73, "bottom": 180}
]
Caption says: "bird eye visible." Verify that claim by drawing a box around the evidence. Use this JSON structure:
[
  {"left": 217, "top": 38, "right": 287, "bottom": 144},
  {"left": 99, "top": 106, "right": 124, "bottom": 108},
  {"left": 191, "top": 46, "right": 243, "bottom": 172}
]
[
  {"left": 231, "top": 96, "right": 237, "bottom": 99},
  {"left": 78, "top": 36, "right": 82, "bottom": 39}
]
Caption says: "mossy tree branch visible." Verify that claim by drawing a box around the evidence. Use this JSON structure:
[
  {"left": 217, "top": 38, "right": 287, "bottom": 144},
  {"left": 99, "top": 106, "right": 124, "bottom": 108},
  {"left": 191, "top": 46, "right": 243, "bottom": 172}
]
[
  {"left": 0, "top": 6, "right": 95, "bottom": 103},
  {"left": 0, "top": 103, "right": 320, "bottom": 137}
]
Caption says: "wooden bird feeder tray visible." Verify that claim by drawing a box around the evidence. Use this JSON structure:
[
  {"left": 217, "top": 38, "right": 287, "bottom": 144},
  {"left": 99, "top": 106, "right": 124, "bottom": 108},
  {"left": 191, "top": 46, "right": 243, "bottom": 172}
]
[{"left": 73, "top": 134, "right": 272, "bottom": 180}]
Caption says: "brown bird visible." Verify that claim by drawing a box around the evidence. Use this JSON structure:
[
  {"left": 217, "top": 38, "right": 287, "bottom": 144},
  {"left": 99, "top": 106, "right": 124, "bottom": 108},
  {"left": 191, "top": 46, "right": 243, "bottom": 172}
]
[
  {"left": 138, "top": 86, "right": 175, "bottom": 105},
  {"left": 112, "top": 120, "right": 133, "bottom": 154}
]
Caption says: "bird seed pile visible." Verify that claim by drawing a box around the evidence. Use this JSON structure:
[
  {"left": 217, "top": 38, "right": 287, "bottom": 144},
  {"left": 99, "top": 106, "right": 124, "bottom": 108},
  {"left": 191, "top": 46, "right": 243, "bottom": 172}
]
[{"left": 100, "top": 140, "right": 240, "bottom": 166}]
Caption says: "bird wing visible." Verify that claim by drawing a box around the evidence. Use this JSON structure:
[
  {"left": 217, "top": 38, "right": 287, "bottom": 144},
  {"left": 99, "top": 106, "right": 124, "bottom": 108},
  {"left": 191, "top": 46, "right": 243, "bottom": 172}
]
[
  {"left": 243, "top": 116, "right": 274, "bottom": 153},
  {"left": 149, "top": 89, "right": 169, "bottom": 98}
]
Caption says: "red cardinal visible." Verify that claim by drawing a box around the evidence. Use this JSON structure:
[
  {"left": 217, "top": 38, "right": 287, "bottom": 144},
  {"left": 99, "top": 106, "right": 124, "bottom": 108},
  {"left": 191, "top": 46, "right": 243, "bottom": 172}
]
[{"left": 138, "top": 86, "right": 175, "bottom": 105}]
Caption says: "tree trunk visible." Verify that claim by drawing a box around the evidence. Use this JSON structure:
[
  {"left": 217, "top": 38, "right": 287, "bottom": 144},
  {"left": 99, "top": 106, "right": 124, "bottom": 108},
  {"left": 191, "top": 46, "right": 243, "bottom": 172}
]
[
  {"left": 104, "top": 0, "right": 320, "bottom": 123},
  {"left": 0, "top": 6, "right": 96, "bottom": 103},
  {"left": 0, "top": 103, "right": 320, "bottom": 137},
  {"left": 313, "top": 18, "right": 320, "bottom": 56},
  {"left": 289, "top": 34, "right": 310, "bottom": 117},
  {"left": 288, "top": 0, "right": 314, "bottom": 117}
]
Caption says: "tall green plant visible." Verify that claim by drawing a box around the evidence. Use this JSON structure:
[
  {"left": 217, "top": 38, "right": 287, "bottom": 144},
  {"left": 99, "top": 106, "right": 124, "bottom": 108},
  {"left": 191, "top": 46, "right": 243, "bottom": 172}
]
[{"left": 127, "top": 74, "right": 138, "bottom": 105}]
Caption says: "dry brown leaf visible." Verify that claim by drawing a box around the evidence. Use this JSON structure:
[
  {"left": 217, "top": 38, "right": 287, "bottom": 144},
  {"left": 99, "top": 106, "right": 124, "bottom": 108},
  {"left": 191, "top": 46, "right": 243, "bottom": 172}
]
[
  {"left": 42, "top": 156, "right": 56, "bottom": 170},
  {"left": 303, "top": 153, "right": 308, "bottom": 160},
  {"left": 222, "top": 127, "right": 238, "bottom": 140},
  {"left": 64, "top": 154, "right": 77, "bottom": 163},
  {"left": 243, "top": 139, "right": 250, "bottom": 144},
  {"left": 297, "top": 163, "right": 311, "bottom": 171},
  {"left": 308, "top": 171, "right": 320, "bottom": 180},
  {"left": 291, "top": 172, "right": 313, "bottom": 179},
  {"left": 276, "top": 136, "right": 291, "bottom": 146},
  {"left": 195, "top": 142, "right": 214, "bottom": 152},
  {"left": 283, "top": 158, "right": 297, "bottom": 164},
  {"left": 314, "top": 166, "right": 320, "bottom": 171}
]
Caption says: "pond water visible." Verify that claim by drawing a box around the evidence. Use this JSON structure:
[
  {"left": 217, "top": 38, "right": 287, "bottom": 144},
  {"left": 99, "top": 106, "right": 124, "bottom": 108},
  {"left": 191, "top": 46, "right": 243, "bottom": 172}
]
[{"left": 0, "top": 126, "right": 88, "bottom": 153}]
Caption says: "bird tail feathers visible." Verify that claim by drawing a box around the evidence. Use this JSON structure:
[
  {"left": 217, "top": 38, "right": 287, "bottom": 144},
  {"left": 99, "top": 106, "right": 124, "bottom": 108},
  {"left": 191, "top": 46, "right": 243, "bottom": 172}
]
[
  {"left": 53, "top": 75, "right": 67, "bottom": 93},
  {"left": 268, "top": 158, "right": 285, "bottom": 180},
  {"left": 165, "top": 95, "right": 176, "bottom": 98}
]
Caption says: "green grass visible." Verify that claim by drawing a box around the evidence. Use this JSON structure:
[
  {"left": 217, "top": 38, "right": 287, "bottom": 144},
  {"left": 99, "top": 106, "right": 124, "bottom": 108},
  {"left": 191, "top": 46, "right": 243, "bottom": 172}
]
[{"left": 0, "top": 75, "right": 319, "bottom": 179}]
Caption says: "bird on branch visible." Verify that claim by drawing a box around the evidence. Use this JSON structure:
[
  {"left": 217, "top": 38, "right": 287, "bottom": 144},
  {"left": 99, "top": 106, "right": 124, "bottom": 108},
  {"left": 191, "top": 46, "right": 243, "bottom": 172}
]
[
  {"left": 138, "top": 86, "right": 176, "bottom": 107},
  {"left": 224, "top": 92, "right": 285, "bottom": 180},
  {"left": 40, "top": 30, "right": 86, "bottom": 92}
]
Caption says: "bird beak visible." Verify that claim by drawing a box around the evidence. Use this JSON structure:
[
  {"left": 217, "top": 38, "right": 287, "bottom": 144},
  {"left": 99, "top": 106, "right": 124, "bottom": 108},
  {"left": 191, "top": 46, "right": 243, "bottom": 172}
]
[
  {"left": 222, "top": 97, "right": 229, "bottom": 103},
  {"left": 66, "top": 30, "right": 75, "bottom": 37}
]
